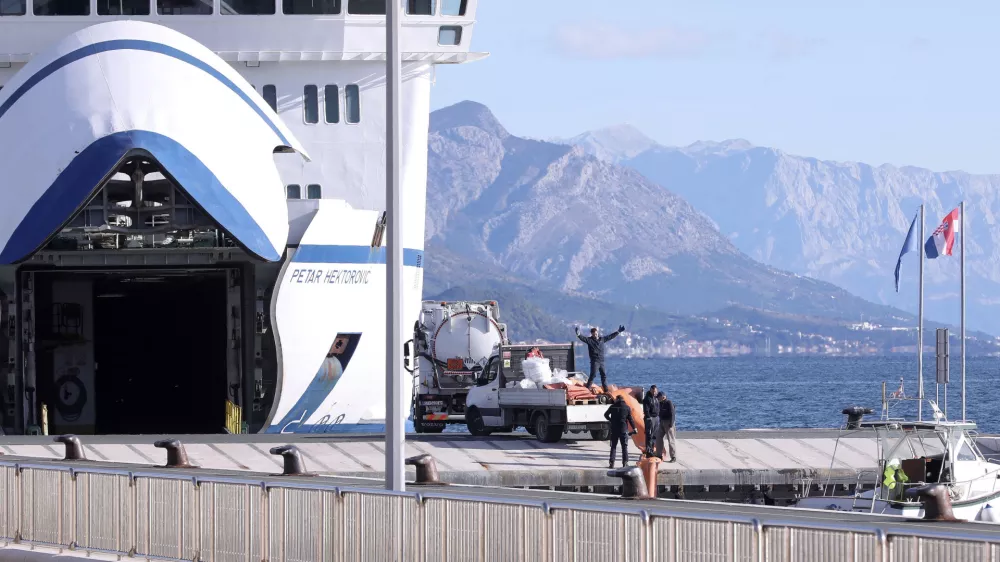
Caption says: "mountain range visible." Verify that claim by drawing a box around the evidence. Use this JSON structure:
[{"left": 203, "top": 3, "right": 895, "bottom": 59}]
[
  {"left": 559, "top": 125, "right": 999, "bottom": 334},
  {"left": 421, "top": 101, "right": 935, "bottom": 341}
]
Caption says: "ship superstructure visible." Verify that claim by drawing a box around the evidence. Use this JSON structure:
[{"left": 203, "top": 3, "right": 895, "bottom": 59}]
[{"left": 0, "top": 1, "right": 485, "bottom": 435}]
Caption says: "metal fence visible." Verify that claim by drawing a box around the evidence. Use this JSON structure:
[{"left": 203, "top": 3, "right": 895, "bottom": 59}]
[{"left": 0, "top": 460, "right": 998, "bottom": 561}]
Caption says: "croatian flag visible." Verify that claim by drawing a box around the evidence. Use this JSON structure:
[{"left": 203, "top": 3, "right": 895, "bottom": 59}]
[
  {"left": 894, "top": 211, "right": 918, "bottom": 292},
  {"left": 925, "top": 208, "right": 960, "bottom": 259}
]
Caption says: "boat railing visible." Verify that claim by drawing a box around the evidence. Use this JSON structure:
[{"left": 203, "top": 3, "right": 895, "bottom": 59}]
[{"left": 872, "top": 467, "right": 1000, "bottom": 505}]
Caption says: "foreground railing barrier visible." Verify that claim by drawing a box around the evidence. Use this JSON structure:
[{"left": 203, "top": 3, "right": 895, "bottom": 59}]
[{"left": 0, "top": 460, "right": 998, "bottom": 561}]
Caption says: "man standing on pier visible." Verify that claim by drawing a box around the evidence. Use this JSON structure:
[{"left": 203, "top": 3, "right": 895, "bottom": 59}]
[
  {"left": 604, "top": 395, "right": 637, "bottom": 468},
  {"left": 642, "top": 385, "right": 660, "bottom": 454},
  {"left": 575, "top": 324, "right": 625, "bottom": 393},
  {"left": 656, "top": 393, "right": 676, "bottom": 462}
]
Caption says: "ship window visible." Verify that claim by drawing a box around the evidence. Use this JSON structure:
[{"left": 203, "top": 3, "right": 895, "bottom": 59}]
[
  {"left": 34, "top": 0, "right": 89, "bottom": 15},
  {"left": 286, "top": 184, "right": 301, "bottom": 199},
  {"left": 157, "top": 0, "right": 212, "bottom": 15},
  {"left": 324, "top": 85, "right": 339, "bottom": 124},
  {"left": 263, "top": 85, "right": 277, "bottom": 112},
  {"left": 440, "top": 0, "right": 464, "bottom": 16},
  {"left": 306, "top": 184, "right": 322, "bottom": 199},
  {"left": 345, "top": 84, "right": 360, "bottom": 124},
  {"left": 0, "top": 0, "right": 26, "bottom": 15},
  {"left": 406, "top": 0, "right": 432, "bottom": 15},
  {"left": 438, "top": 25, "right": 462, "bottom": 46},
  {"left": 347, "top": 0, "right": 381, "bottom": 14},
  {"left": 222, "top": 0, "right": 275, "bottom": 14},
  {"left": 304, "top": 85, "right": 319, "bottom": 124},
  {"left": 98, "top": 0, "right": 150, "bottom": 14},
  {"left": 283, "top": 0, "right": 338, "bottom": 14}
]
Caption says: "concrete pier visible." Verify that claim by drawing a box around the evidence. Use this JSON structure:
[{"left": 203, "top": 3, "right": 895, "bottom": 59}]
[{"left": 0, "top": 428, "right": 899, "bottom": 503}]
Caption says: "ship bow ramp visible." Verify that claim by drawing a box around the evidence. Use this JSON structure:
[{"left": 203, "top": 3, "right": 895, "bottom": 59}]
[{"left": 0, "top": 21, "right": 308, "bottom": 264}]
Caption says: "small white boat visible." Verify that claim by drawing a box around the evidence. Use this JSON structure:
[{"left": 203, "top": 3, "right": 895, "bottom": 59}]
[{"left": 796, "top": 405, "right": 1000, "bottom": 522}]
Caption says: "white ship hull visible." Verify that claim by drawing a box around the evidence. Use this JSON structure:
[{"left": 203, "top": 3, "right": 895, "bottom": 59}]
[{"left": 0, "top": 6, "right": 485, "bottom": 435}]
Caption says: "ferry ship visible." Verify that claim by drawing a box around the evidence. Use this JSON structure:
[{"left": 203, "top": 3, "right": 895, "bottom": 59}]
[{"left": 0, "top": 0, "right": 485, "bottom": 435}]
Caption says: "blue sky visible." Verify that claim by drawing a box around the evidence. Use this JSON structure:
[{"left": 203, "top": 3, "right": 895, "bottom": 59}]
[{"left": 432, "top": 1, "right": 1000, "bottom": 174}]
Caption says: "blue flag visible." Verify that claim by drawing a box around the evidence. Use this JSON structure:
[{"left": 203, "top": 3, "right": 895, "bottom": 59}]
[{"left": 895, "top": 211, "right": 919, "bottom": 292}]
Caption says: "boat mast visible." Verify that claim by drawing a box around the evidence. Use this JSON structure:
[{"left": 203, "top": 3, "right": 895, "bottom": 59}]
[
  {"left": 918, "top": 204, "right": 924, "bottom": 420},
  {"left": 961, "top": 200, "right": 966, "bottom": 421}
]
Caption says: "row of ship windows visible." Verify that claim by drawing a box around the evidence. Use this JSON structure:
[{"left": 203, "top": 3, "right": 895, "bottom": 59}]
[
  {"left": 0, "top": 82, "right": 361, "bottom": 124},
  {"left": 0, "top": 0, "right": 466, "bottom": 16},
  {"left": 287, "top": 184, "right": 321, "bottom": 199},
  {"left": 254, "top": 84, "right": 361, "bottom": 124}
]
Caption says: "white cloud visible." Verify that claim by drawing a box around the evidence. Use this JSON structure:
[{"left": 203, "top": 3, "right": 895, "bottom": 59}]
[
  {"left": 553, "top": 23, "right": 711, "bottom": 60},
  {"left": 758, "top": 32, "right": 826, "bottom": 60}
]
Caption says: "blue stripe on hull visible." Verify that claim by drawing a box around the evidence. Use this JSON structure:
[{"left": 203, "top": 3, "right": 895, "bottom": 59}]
[
  {"left": 276, "top": 421, "right": 417, "bottom": 434},
  {"left": 292, "top": 245, "right": 423, "bottom": 267}
]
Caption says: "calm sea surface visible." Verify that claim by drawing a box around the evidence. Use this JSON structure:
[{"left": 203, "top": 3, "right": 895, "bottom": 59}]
[{"left": 445, "top": 356, "right": 1000, "bottom": 434}]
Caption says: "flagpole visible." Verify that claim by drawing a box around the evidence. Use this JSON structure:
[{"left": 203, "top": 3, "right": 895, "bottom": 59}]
[
  {"left": 961, "top": 200, "right": 966, "bottom": 421},
  {"left": 918, "top": 204, "right": 924, "bottom": 421}
]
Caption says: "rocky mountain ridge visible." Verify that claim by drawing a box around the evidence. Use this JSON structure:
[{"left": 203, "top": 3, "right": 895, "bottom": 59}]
[
  {"left": 557, "top": 127, "right": 1000, "bottom": 334},
  {"left": 423, "top": 101, "right": 916, "bottom": 328}
]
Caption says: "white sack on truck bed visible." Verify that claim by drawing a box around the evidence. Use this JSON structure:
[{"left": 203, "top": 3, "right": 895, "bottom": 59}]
[
  {"left": 522, "top": 357, "right": 552, "bottom": 383},
  {"left": 506, "top": 379, "right": 538, "bottom": 389}
]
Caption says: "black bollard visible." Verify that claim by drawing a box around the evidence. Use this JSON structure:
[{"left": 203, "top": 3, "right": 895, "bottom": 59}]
[
  {"left": 406, "top": 453, "right": 446, "bottom": 485},
  {"left": 154, "top": 439, "right": 198, "bottom": 468},
  {"left": 607, "top": 466, "right": 650, "bottom": 499},
  {"left": 907, "top": 484, "right": 963, "bottom": 521},
  {"left": 55, "top": 435, "right": 86, "bottom": 461},
  {"left": 269, "top": 445, "right": 313, "bottom": 476},
  {"left": 842, "top": 406, "right": 874, "bottom": 430}
]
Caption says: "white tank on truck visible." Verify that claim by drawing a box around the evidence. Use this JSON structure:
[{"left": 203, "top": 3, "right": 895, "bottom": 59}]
[{"left": 407, "top": 300, "right": 508, "bottom": 433}]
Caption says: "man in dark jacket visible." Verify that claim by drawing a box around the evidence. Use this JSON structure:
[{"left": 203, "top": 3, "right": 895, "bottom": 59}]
[
  {"left": 642, "top": 386, "right": 660, "bottom": 454},
  {"left": 575, "top": 324, "right": 625, "bottom": 392},
  {"left": 603, "top": 395, "right": 637, "bottom": 468},
  {"left": 655, "top": 393, "right": 676, "bottom": 462}
]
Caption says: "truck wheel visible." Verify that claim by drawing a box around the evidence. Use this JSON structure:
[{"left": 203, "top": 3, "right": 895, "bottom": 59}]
[
  {"left": 466, "top": 407, "right": 492, "bottom": 437},
  {"left": 533, "top": 413, "right": 563, "bottom": 444},
  {"left": 590, "top": 428, "right": 610, "bottom": 441}
]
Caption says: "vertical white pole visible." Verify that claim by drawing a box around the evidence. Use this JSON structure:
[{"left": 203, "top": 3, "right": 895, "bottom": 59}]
[
  {"left": 961, "top": 201, "right": 966, "bottom": 422},
  {"left": 385, "top": 0, "right": 405, "bottom": 491},
  {"left": 918, "top": 205, "right": 924, "bottom": 421}
]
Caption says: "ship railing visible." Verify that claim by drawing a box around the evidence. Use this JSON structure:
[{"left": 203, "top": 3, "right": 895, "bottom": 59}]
[{"left": 0, "top": 459, "right": 999, "bottom": 561}]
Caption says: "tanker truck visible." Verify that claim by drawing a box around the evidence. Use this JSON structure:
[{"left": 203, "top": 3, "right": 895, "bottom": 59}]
[{"left": 407, "top": 300, "right": 508, "bottom": 433}]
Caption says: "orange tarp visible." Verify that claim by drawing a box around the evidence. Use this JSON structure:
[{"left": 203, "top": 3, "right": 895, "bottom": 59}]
[{"left": 542, "top": 380, "right": 599, "bottom": 401}]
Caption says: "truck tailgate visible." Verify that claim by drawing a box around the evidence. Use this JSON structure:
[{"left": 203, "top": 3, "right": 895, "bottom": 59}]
[
  {"left": 498, "top": 388, "right": 567, "bottom": 407},
  {"left": 566, "top": 405, "right": 610, "bottom": 424}
]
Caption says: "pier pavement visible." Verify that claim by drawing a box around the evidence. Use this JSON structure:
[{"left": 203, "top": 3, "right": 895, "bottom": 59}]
[{"left": 0, "top": 428, "right": 899, "bottom": 502}]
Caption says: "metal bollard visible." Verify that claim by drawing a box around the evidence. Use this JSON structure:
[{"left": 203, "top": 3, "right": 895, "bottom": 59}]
[
  {"left": 406, "top": 453, "right": 446, "bottom": 486},
  {"left": 638, "top": 456, "right": 661, "bottom": 497},
  {"left": 842, "top": 406, "right": 874, "bottom": 430},
  {"left": 269, "top": 445, "right": 313, "bottom": 476},
  {"left": 55, "top": 435, "right": 86, "bottom": 461},
  {"left": 607, "top": 466, "right": 650, "bottom": 499},
  {"left": 907, "top": 484, "right": 963, "bottom": 521},
  {"left": 154, "top": 439, "right": 198, "bottom": 468}
]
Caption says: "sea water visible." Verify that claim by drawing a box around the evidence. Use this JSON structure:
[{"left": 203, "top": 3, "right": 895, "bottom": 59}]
[{"left": 440, "top": 356, "right": 999, "bottom": 433}]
